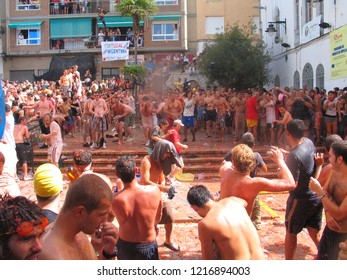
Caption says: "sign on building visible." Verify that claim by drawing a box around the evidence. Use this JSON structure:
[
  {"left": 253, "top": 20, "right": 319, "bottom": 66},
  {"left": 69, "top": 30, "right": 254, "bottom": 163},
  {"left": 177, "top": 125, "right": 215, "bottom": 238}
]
[
  {"left": 330, "top": 25, "right": 347, "bottom": 79},
  {"left": 101, "top": 41, "right": 130, "bottom": 61}
]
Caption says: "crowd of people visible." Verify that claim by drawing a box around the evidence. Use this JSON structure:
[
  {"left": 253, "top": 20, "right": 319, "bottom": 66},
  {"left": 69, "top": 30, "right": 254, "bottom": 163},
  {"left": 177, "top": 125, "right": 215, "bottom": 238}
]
[{"left": 1, "top": 69, "right": 347, "bottom": 260}]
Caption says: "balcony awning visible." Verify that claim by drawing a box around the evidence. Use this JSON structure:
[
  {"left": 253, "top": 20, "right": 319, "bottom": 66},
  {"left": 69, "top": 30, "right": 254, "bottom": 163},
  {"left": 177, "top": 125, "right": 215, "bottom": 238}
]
[
  {"left": 151, "top": 15, "right": 181, "bottom": 21},
  {"left": 8, "top": 21, "right": 43, "bottom": 28},
  {"left": 97, "top": 17, "right": 144, "bottom": 28},
  {"left": 50, "top": 18, "right": 92, "bottom": 39}
]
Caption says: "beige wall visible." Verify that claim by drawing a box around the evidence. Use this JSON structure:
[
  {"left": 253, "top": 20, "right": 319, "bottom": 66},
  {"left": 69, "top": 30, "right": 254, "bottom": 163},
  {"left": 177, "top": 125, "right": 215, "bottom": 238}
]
[{"left": 188, "top": 0, "right": 260, "bottom": 53}]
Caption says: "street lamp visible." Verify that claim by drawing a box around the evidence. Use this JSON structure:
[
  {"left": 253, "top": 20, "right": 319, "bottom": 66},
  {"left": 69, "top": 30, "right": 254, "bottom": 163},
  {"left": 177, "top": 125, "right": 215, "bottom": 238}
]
[{"left": 265, "top": 18, "right": 287, "bottom": 35}]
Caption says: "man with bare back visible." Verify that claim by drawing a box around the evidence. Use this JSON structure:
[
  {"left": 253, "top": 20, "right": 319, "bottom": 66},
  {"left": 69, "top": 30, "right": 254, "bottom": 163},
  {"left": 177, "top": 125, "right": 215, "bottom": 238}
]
[
  {"left": 187, "top": 185, "right": 265, "bottom": 260},
  {"left": 112, "top": 156, "right": 162, "bottom": 260},
  {"left": 219, "top": 144, "right": 295, "bottom": 216},
  {"left": 13, "top": 116, "right": 32, "bottom": 180},
  {"left": 164, "top": 92, "right": 183, "bottom": 128}
]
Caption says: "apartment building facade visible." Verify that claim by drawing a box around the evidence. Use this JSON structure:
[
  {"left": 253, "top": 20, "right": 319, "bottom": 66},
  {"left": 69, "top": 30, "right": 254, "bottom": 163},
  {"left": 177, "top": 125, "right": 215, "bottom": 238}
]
[{"left": 0, "top": 0, "right": 260, "bottom": 82}]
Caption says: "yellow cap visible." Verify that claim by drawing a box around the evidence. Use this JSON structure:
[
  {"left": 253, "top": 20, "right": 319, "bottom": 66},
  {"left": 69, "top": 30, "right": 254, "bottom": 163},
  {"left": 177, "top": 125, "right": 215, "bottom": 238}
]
[{"left": 34, "top": 163, "right": 63, "bottom": 197}]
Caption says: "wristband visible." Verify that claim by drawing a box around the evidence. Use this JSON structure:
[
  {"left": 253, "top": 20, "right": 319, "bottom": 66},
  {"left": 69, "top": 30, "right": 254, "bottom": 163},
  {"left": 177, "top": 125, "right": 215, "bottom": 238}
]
[
  {"left": 102, "top": 247, "right": 118, "bottom": 259},
  {"left": 320, "top": 193, "right": 326, "bottom": 200}
]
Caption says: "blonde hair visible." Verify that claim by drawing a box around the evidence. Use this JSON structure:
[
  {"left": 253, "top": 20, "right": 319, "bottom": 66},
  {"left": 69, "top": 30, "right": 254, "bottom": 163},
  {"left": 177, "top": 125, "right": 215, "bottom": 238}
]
[{"left": 232, "top": 144, "right": 255, "bottom": 174}]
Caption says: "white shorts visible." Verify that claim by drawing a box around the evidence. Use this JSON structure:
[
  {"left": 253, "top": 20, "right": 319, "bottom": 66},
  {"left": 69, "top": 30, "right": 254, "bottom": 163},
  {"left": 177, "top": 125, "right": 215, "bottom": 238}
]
[{"left": 48, "top": 145, "right": 63, "bottom": 163}]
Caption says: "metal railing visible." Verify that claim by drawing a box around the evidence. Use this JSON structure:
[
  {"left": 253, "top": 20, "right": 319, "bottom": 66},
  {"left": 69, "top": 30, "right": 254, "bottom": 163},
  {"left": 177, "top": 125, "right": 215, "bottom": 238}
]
[
  {"left": 49, "top": 1, "right": 109, "bottom": 15},
  {"left": 50, "top": 35, "right": 145, "bottom": 50}
]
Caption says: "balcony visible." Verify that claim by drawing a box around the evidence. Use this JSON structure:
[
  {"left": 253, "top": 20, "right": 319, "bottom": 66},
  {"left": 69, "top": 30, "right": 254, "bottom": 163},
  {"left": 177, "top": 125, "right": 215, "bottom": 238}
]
[
  {"left": 49, "top": 1, "right": 111, "bottom": 15},
  {"left": 50, "top": 35, "right": 145, "bottom": 51},
  {"left": 17, "top": 1, "right": 40, "bottom": 10}
]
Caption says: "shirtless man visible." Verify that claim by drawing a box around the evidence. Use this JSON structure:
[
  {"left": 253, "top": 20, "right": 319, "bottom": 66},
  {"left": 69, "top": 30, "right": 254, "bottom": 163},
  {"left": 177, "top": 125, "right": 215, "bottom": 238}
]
[
  {"left": 13, "top": 116, "right": 32, "bottom": 180},
  {"left": 309, "top": 140, "right": 347, "bottom": 259},
  {"left": 139, "top": 96, "right": 155, "bottom": 146},
  {"left": 111, "top": 96, "right": 136, "bottom": 144},
  {"left": 140, "top": 140, "right": 183, "bottom": 251},
  {"left": 112, "top": 156, "right": 162, "bottom": 260},
  {"left": 90, "top": 92, "right": 108, "bottom": 149},
  {"left": 219, "top": 144, "right": 295, "bottom": 216},
  {"left": 233, "top": 92, "right": 246, "bottom": 142},
  {"left": 187, "top": 185, "right": 265, "bottom": 260},
  {"left": 316, "top": 134, "right": 342, "bottom": 187},
  {"left": 213, "top": 90, "right": 229, "bottom": 142},
  {"left": 24, "top": 92, "right": 55, "bottom": 148},
  {"left": 39, "top": 174, "right": 117, "bottom": 260},
  {"left": 204, "top": 88, "right": 217, "bottom": 138},
  {"left": 59, "top": 69, "right": 71, "bottom": 95},
  {"left": 164, "top": 92, "right": 183, "bottom": 128}
]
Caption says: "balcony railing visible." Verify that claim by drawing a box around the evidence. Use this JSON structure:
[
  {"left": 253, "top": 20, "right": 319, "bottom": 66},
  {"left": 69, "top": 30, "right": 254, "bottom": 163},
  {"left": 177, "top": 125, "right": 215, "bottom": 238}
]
[
  {"left": 50, "top": 35, "right": 145, "bottom": 50},
  {"left": 17, "top": 3, "right": 40, "bottom": 10},
  {"left": 49, "top": 1, "right": 111, "bottom": 15}
]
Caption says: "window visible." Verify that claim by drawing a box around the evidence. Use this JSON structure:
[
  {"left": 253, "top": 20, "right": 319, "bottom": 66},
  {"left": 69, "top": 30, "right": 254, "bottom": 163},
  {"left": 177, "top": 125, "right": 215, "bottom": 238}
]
[
  {"left": 302, "top": 63, "right": 314, "bottom": 90},
  {"left": 316, "top": 64, "right": 325, "bottom": 90},
  {"left": 305, "top": 0, "right": 313, "bottom": 23},
  {"left": 154, "top": 0, "right": 178, "bottom": 5},
  {"left": 293, "top": 71, "right": 300, "bottom": 89},
  {"left": 17, "top": 28, "right": 41, "bottom": 45},
  {"left": 205, "top": 17, "right": 224, "bottom": 35},
  {"left": 102, "top": 68, "right": 120, "bottom": 80},
  {"left": 17, "top": 0, "right": 40, "bottom": 10},
  {"left": 152, "top": 23, "right": 178, "bottom": 41}
]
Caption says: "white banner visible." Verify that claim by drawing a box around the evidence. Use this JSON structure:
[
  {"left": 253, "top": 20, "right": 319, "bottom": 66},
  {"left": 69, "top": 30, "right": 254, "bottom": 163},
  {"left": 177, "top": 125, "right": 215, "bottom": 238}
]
[
  {"left": 301, "top": 15, "right": 322, "bottom": 44},
  {"left": 101, "top": 41, "right": 130, "bottom": 61}
]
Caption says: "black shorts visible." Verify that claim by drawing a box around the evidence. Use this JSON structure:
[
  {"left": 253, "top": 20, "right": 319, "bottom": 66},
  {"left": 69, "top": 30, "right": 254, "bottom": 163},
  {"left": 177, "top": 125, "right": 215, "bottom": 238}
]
[
  {"left": 205, "top": 109, "right": 217, "bottom": 122},
  {"left": 318, "top": 226, "right": 347, "bottom": 260},
  {"left": 285, "top": 195, "right": 323, "bottom": 234},
  {"left": 15, "top": 143, "right": 33, "bottom": 164},
  {"left": 116, "top": 238, "right": 159, "bottom": 260}
]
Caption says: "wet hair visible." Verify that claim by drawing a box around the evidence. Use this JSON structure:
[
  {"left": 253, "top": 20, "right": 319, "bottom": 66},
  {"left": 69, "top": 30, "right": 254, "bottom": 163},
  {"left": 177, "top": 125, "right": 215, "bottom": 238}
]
[
  {"left": 159, "top": 119, "right": 169, "bottom": 126},
  {"left": 241, "top": 132, "right": 255, "bottom": 148},
  {"left": 0, "top": 195, "right": 46, "bottom": 259},
  {"left": 286, "top": 119, "right": 305, "bottom": 139},
  {"left": 73, "top": 149, "right": 92, "bottom": 166},
  {"left": 18, "top": 116, "right": 26, "bottom": 123},
  {"left": 62, "top": 174, "right": 113, "bottom": 214},
  {"left": 187, "top": 185, "right": 213, "bottom": 207},
  {"left": 115, "top": 156, "right": 136, "bottom": 184},
  {"left": 331, "top": 140, "right": 347, "bottom": 165},
  {"left": 232, "top": 144, "right": 255, "bottom": 174},
  {"left": 325, "top": 134, "right": 342, "bottom": 152},
  {"left": 5, "top": 104, "right": 10, "bottom": 113}
]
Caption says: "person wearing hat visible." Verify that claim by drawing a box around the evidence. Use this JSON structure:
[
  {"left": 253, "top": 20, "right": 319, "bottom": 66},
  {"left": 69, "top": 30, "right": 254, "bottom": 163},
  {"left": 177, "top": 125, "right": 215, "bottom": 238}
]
[
  {"left": 140, "top": 140, "right": 183, "bottom": 252},
  {"left": 166, "top": 119, "right": 188, "bottom": 185},
  {"left": 34, "top": 163, "right": 63, "bottom": 224},
  {"left": 0, "top": 195, "right": 48, "bottom": 260}
]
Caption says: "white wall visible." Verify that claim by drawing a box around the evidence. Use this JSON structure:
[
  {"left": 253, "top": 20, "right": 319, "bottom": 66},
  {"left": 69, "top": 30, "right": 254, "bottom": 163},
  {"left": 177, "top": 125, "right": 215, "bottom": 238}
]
[{"left": 261, "top": 0, "right": 347, "bottom": 90}]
